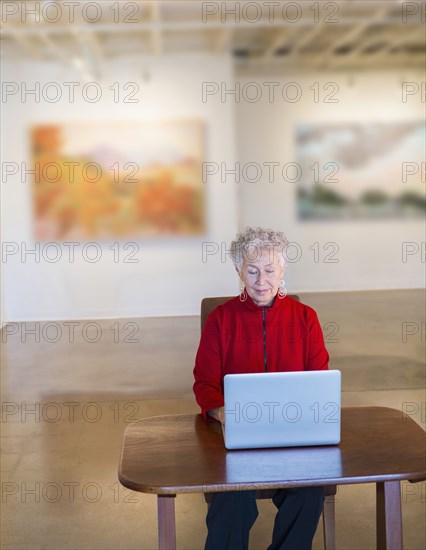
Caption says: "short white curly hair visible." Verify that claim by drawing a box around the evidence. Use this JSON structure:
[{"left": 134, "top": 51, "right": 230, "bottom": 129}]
[{"left": 230, "top": 227, "right": 289, "bottom": 271}]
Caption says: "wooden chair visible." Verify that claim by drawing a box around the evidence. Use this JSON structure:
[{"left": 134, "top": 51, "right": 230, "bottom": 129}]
[{"left": 201, "top": 295, "right": 337, "bottom": 550}]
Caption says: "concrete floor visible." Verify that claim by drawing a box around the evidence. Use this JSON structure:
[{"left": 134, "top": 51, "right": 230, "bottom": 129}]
[{"left": 1, "top": 290, "right": 425, "bottom": 550}]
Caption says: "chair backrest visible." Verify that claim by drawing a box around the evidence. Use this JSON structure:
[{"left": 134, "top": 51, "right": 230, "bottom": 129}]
[{"left": 200, "top": 294, "right": 300, "bottom": 333}]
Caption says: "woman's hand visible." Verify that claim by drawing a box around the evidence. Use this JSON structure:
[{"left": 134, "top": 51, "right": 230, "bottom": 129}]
[{"left": 207, "top": 406, "right": 224, "bottom": 424}]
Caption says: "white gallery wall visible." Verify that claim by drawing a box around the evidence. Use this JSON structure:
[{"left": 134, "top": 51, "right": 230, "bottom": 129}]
[
  {"left": 235, "top": 71, "right": 425, "bottom": 292},
  {"left": 1, "top": 61, "right": 424, "bottom": 323},
  {"left": 1, "top": 54, "right": 239, "bottom": 322}
]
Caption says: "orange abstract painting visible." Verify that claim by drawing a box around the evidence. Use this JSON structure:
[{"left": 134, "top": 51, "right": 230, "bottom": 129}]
[{"left": 31, "top": 121, "right": 205, "bottom": 240}]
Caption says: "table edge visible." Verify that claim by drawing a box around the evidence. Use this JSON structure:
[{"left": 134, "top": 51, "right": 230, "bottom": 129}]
[
  {"left": 118, "top": 470, "right": 426, "bottom": 495},
  {"left": 122, "top": 406, "right": 426, "bottom": 431},
  {"left": 118, "top": 406, "right": 426, "bottom": 494}
]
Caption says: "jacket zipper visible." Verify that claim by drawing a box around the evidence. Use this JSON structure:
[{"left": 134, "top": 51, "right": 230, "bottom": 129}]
[{"left": 262, "top": 308, "right": 267, "bottom": 371}]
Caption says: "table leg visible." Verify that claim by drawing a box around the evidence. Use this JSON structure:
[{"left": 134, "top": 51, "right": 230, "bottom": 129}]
[
  {"left": 376, "top": 481, "right": 402, "bottom": 550},
  {"left": 322, "top": 492, "right": 336, "bottom": 550},
  {"left": 157, "top": 494, "right": 176, "bottom": 550}
]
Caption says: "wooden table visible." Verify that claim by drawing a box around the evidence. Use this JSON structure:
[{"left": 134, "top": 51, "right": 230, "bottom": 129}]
[{"left": 118, "top": 407, "right": 426, "bottom": 550}]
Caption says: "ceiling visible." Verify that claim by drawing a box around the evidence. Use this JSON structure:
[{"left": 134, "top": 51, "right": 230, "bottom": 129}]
[{"left": 1, "top": 0, "right": 425, "bottom": 77}]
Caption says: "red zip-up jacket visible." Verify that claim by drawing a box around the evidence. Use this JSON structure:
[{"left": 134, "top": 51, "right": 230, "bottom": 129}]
[{"left": 193, "top": 294, "right": 330, "bottom": 420}]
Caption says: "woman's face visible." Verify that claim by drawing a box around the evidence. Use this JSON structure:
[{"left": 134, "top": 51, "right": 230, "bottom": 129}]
[{"left": 238, "top": 247, "right": 284, "bottom": 307}]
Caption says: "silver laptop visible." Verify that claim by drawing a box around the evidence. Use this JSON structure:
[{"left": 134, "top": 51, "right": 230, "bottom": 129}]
[{"left": 223, "top": 370, "right": 341, "bottom": 450}]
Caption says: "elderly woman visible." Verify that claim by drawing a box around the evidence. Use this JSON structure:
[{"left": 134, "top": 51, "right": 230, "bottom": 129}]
[{"left": 193, "top": 227, "right": 329, "bottom": 550}]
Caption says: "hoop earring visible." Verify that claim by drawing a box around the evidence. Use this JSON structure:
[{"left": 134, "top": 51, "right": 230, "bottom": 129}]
[
  {"left": 278, "top": 279, "right": 287, "bottom": 299},
  {"left": 239, "top": 282, "right": 247, "bottom": 302}
]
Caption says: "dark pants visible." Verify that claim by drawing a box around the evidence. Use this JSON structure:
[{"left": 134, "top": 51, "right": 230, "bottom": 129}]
[{"left": 205, "top": 487, "right": 324, "bottom": 550}]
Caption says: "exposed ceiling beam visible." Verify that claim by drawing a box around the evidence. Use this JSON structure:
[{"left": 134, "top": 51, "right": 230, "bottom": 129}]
[
  {"left": 0, "top": 1, "right": 423, "bottom": 71},
  {"left": 150, "top": 1, "right": 163, "bottom": 56},
  {"left": 68, "top": 27, "right": 101, "bottom": 79},
  {"left": 364, "top": 25, "right": 426, "bottom": 65},
  {"left": 293, "top": 24, "right": 325, "bottom": 53},
  {"left": 215, "top": 28, "right": 232, "bottom": 54},
  {"left": 235, "top": 59, "right": 424, "bottom": 79},
  {"left": 37, "top": 32, "right": 69, "bottom": 64},
  {"left": 324, "top": 23, "right": 425, "bottom": 70},
  {"left": 85, "top": 32, "right": 103, "bottom": 59},
  {"left": 286, "top": 0, "right": 351, "bottom": 62},
  {"left": 263, "top": 29, "right": 290, "bottom": 59},
  {"left": 1, "top": 22, "right": 42, "bottom": 60},
  {"left": 37, "top": 28, "right": 96, "bottom": 80},
  {"left": 1, "top": 15, "right": 422, "bottom": 38},
  {"left": 321, "top": 7, "right": 390, "bottom": 59},
  {"left": 237, "top": 47, "right": 425, "bottom": 75}
]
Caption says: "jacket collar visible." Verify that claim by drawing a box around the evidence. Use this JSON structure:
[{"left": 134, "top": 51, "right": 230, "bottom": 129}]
[{"left": 241, "top": 292, "right": 285, "bottom": 312}]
